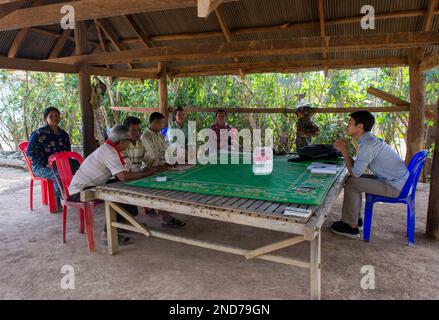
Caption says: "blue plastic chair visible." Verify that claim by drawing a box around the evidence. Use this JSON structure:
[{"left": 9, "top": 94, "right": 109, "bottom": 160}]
[{"left": 363, "top": 150, "right": 429, "bottom": 246}]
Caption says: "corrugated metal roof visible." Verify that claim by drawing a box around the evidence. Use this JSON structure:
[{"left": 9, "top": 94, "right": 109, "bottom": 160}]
[
  {"left": 0, "top": 30, "right": 19, "bottom": 56},
  {"left": 18, "top": 30, "right": 56, "bottom": 59}
]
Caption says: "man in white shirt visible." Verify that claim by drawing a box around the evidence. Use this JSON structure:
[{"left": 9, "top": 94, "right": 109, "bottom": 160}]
[
  {"left": 121, "top": 116, "right": 147, "bottom": 172},
  {"left": 140, "top": 112, "right": 186, "bottom": 228},
  {"left": 331, "top": 111, "right": 409, "bottom": 239},
  {"left": 141, "top": 112, "right": 169, "bottom": 168},
  {"left": 69, "top": 124, "right": 157, "bottom": 245}
]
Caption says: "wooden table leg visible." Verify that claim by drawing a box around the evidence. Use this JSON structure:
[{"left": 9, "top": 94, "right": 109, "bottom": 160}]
[
  {"left": 105, "top": 201, "right": 118, "bottom": 255},
  {"left": 310, "top": 227, "right": 321, "bottom": 300}
]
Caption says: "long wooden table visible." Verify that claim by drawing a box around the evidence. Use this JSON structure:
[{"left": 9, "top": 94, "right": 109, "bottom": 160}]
[{"left": 82, "top": 168, "right": 348, "bottom": 300}]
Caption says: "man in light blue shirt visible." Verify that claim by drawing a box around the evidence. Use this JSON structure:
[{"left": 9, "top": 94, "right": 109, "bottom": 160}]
[{"left": 331, "top": 111, "right": 409, "bottom": 239}]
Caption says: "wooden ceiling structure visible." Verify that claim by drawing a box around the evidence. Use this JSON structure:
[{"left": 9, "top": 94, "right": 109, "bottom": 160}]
[{"left": 1, "top": 1, "right": 439, "bottom": 237}]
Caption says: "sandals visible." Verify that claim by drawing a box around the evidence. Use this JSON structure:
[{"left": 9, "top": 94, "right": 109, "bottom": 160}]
[{"left": 162, "top": 217, "right": 186, "bottom": 229}]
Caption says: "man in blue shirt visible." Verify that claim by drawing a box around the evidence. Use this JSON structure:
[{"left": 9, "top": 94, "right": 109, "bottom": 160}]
[{"left": 331, "top": 111, "right": 410, "bottom": 239}]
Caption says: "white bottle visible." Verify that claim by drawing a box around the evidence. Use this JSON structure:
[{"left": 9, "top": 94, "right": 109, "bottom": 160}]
[{"left": 252, "top": 147, "right": 273, "bottom": 175}]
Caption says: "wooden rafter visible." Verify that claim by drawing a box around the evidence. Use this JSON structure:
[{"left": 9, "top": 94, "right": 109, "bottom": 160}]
[
  {"left": 118, "top": 9, "right": 439, "bottom": 45},
  {"left": 367, "top": 87, "right": 410, "bottom": 106},
  {"left": 7, "top": 0, "right": 46, "bottom": 58},
  {"left": 367, "top": 86, "right": 436, "bottom": 120},
  {"left": 0, "top": 0, "right": 240, "bottom": 31},
  {"left": 125, "top": 15, "right": 152, "bottom": 48},
  {"left": 110, "top": 106, "right": 414, "bottom": 114},
  {"left": 88, "top": 66, "right": 157, "bottom": 79},
  {"left": 48, "top": 29, "right": 72, "bottom": 59},
  {"left": 94, "top": 19, "right": 111, "bottom": 69},
  {"left": 423, "top": 0, "right": 438, "bottom": 31},
  {"left": 0, "top": 0, "right": 27, "bottom": 4},
  {"left": 198, "top": 0, "right": 223, "bottom": 18},
  {"left": 47, "top": 32, "right": 439, "bottom": 66},
  {"left": 165, "top": 57, "right": 408, "bottom": 75},
  {"left": 0, "top": 55, "right": 77, "bottom": 73},
  {"left": 95, "top": 18, "right": 134, "bottom": 69},
  {"left": 214, "top": 7, "right": 245, "bottom": 78},
  {"left": 318, "top": 0, "right": 327, "bottom": 60},
  {"left": 7, "top": 28, "right": 29, "bottom": 58},
  {"left": 21, "top": 8, "right": 438, "bottom": 51}
]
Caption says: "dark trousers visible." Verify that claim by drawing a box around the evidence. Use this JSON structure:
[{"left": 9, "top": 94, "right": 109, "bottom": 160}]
[{"left": 69, "top": 179, "right": 138, "bottom": 232}]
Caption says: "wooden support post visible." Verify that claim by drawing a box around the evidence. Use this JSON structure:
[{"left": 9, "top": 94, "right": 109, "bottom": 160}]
[
  {"left": 75, "top": 21, "right": 96, "bottom": 158},
  {"left": 406, "top": 48, "right": 426, "bottom": 165},
  {"left": 310, "top": 228, "right": 321, "bottom": 300},
  {"left": 426, "top": 100, "right": 439, "bottom": 240},
  {"left": 158, "top": 62, "right": 169, "bottom": 123},
  {"left": 245, "top": 236, "right": 305, "bottom": 260}
]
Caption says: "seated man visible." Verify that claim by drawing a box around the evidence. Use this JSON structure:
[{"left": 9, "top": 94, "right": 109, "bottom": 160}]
[
  {"left": 68, "top": 124, "right": 156, "bottom": 245},
  {"left": 140, "top": 112, "right": 186, "bottom": 228},
  {"left": 210, "top": 109, "right": 237, "bottom": 151},
  {"left": 331, "top": 111, "right": 409, "bottom": 239},
  {"left": 141, "top": 112, "right": 169, "bottom": 168},
  {"left": 122, "top": 116, "right": 147, "bottom": 172}
]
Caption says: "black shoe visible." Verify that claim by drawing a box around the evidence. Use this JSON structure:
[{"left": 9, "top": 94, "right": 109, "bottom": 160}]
[
  {"left": 330, "top": 221, "right": 360, "bottom": 239},
  {"left": 162, "top": 217, "right": 186, "bottom": 229},
  {"left": 358, "top": 218, "right": 363, "bottom": 230}
]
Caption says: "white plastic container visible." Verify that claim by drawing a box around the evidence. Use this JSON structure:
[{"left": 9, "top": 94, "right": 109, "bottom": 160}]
[{"left": 252, "top": 147, "right": 273, "bottom": 175}]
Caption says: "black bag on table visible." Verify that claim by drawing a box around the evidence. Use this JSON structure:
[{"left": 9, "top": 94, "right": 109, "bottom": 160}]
[{"left": 288, "top": 144, "right": 342, "bottom": 162}]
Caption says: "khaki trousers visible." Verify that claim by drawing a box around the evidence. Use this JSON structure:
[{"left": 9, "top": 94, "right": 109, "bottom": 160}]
[{"left": 341, "top": 174, "right": 401, "bottom": 226}]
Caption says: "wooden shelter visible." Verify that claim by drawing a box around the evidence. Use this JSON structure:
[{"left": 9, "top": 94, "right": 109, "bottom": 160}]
[{"left": 0, "top": 0, "right": 438, "bottom": 237}]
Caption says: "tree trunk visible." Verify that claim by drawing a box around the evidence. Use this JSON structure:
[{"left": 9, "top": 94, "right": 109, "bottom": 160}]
[{"left": 426, "top": 99, "right": 439, "bottom": 240}]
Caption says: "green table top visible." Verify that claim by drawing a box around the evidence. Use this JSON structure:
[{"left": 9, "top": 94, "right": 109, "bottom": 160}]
[{"left": 126, "top": 157, "right": 344, "bottom": 206}]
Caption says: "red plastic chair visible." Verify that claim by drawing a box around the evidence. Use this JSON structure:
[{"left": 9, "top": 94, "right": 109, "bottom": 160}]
[
  {"left": 48, "top": 151, "right": 103, "bottom": 252},
  {"left": 19, "top": 141, "right": 57, "bottom": 213}
]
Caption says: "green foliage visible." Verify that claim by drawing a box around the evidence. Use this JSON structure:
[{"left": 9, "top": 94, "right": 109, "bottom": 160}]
[{"left": 1, "top": 67, "right": 438, "bottom": 154}]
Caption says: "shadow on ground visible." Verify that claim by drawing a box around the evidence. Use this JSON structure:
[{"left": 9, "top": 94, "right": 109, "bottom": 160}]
[{"left": 0, "top": 166, "right": 438, "bottom": 299}]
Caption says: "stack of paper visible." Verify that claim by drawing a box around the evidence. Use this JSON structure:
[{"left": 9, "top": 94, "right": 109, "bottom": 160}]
[
  {"left": 283, "top": 206, "right": 314, "bottom": 219},
  {"left": 306, "top": 162, "right": 342, "bottom": 174}
]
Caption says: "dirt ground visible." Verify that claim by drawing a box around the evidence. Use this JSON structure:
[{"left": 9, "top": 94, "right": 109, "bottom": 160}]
[{"left": 0, "top": 166, "right": 438, "bottom": 300}]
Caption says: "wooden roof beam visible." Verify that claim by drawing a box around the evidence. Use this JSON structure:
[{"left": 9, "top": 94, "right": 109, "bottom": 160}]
[
  {"left": 125, "top": 15, "right": 153, "bottom": 48},
  {"left": 318, "top": 0, "right": 329, "bottom": 75},
  {"left": 47, "top": 32, "right": 439, "bottom": 66},
  {"left": 367, "top": 86, "right": 410, "bottom": 106},
  {"left": 94, "top": 18, "right": 134, "bottom": 69},
  {"left": 214, "top": 6, "right": 245, "bottom": 78},
  {"left": 94, "top": 19, "right": 111, "bottom": 69},
  {"left": 7, "top": 28, "right": 29, "bottom": 57},
  {"left": 0, "top": 55, "right": 77, "bottom": 73},
  {"left": 48, "top": 29, "right": 72, "bottom": 59},
  {"left": 110, "top": 106, "right": 414, "bottom": 114},
  {"left": 88, "top": 66, "right": 157, "bottom": 79},
  {"left": 423, "top": 0, "right": 438, "bottom": 31},
  {"left": 117, "top": 9, "right": 439, "bottom": 45},
  {"left": 166, "top": 57, "right": 408, "bottom": 75},
  {"left": 198, "top": 0, "right": 222, "bottom": 18},
  {"left": 7, "top": 0, "right": 47, "bottom": 58},
  {"left": 0, "top": 0, "right": 232, "bottom": 31}
]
